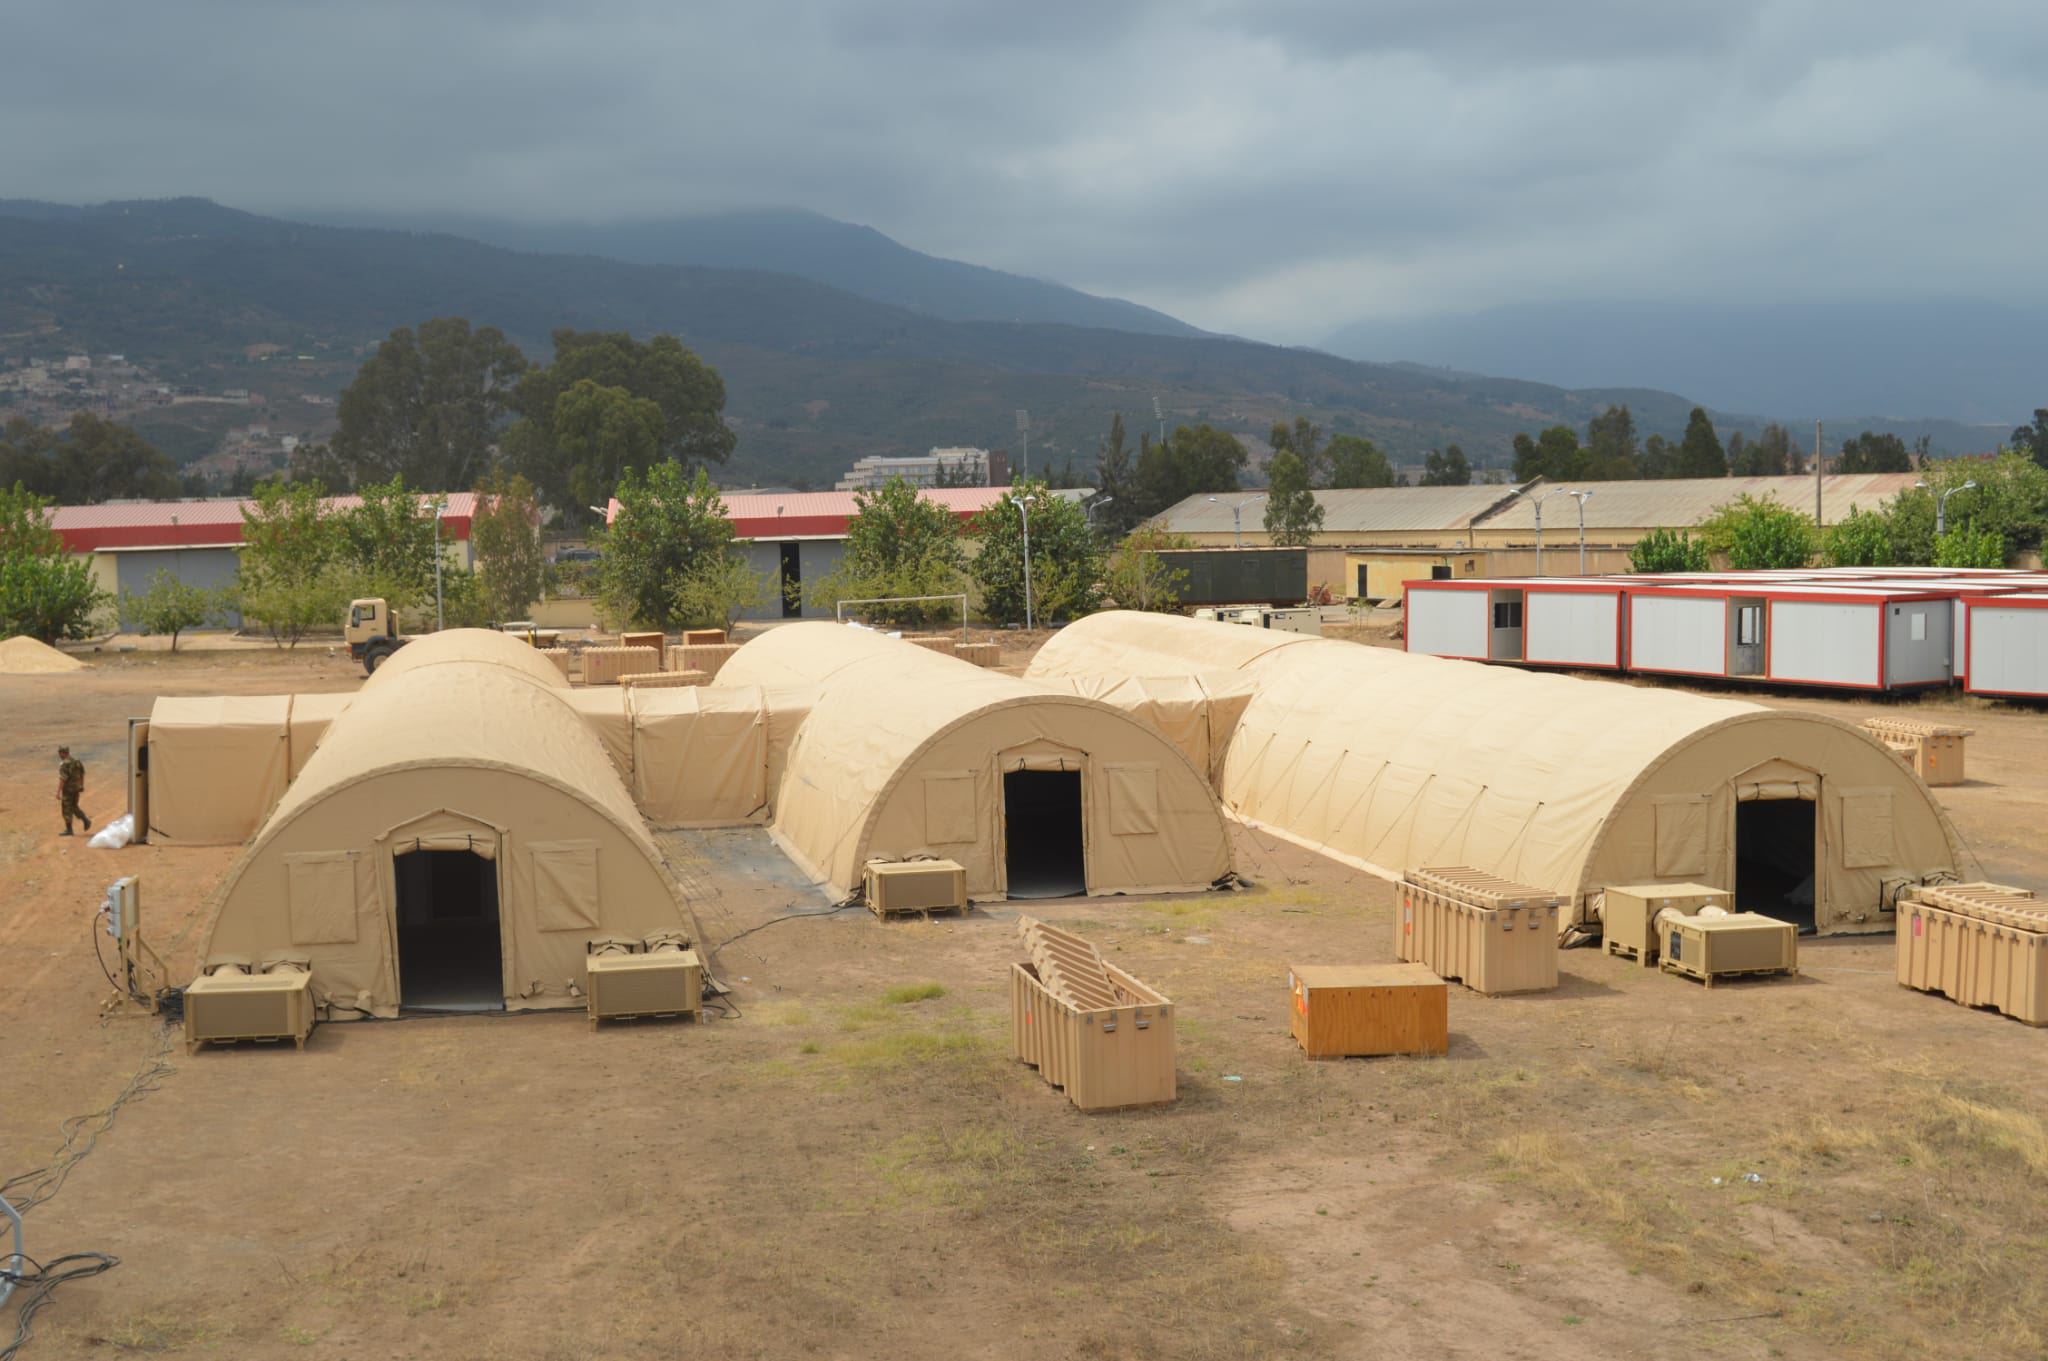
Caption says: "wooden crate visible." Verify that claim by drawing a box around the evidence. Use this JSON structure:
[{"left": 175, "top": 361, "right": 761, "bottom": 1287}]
[
  {"left": 620, "top": 669, "right": 709, "bottom": 689},
  {"left": 1010, "top": 953, "right": 1175, "bottom": 1111},
  {"left": 955, "top": 642, "right": 1001, "bottom": 667},
  {"left": 1396, "top": 875, "right": 1559, "bottom": 995},
  {"left": 680, "top": 628, "right": 727, "bottom": 647},
  {"left": 1601, "top": 882, "right": 1731, "bottom": 965},
  {"left": 1862, "top": 718, "right": 1972, "bottom": 786},
  {"left": 1287, "top": 963, "right": 1447, "bottom": 1059},
  {"left": 620, "top": 630, "right": 667, "bottom": 657},
  {"left": 538, "top": 647, "right": 574, "bottom": 679},
  {"left": 902, "top": 633, "right": 957, "bottom": 656},
  {"left": 669, "top": 643, "right": 740, "bottom": 679},
  {"left": 580, "top": 645, "right": 661, "bottom": 686}
]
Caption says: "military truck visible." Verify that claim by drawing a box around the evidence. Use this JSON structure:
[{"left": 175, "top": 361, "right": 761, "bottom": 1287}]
[{"left": 345, "top": 598, "right": 404, "bottom": 675}]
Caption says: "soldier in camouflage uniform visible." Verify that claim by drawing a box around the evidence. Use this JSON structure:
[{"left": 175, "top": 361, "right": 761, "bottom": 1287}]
[{"left": 57, "top": 745, "right": 91, "bottom": 837}]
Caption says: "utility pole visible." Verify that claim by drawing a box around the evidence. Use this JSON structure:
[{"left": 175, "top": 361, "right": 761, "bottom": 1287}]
[
  {"left": 1814, "top": 420, "right": 1823, "bottom": 524},
  {"left": 1152, "top": 394, "right": 1166, "bottom": 444},
  {"left": 1017, "top": 493, "right": 1038, "bottom": 630},
  {"left": 1016, "top": 409, "right": 1030, "bottom": 481},
  {"left": 433, "top": 498, "right": 449, "bottom": 632}
]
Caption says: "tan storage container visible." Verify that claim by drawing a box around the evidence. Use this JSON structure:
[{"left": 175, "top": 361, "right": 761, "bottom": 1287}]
[
  {"left": 1657, "top": 912, "right": 1798, "bottom": 987},
  {"left": 1862, "top": 718, "right": 1972, "bottom": 786},
  {"left": 1397, "top": 867, "right": 1561, "bottom": 995},
  {"left": 538, "top": 647, "right": 574, "bottom": 679},
  {"left": 863, "top": 859, "right": 968, "bottom": 918},
  {"left": 581, "top": 645, "right": 661, "bottom": 686},
  {"left": 619, "top": 630, "right": 667, "bottom": 657},
  {"left": 1602, "top": 882, "right": 1731, "bottom": 965},
  {"left": 184, "top": 965, "right": 315, "bottom": 1055},
  {"left": 619, "top": 669, "right": 709, "bottom": 689},
  {"left": 670, "top": 643, "right": 741, "bottom": 679},
  {"left": 955, "top": 642, "right": 1001, "bottom": 667},
  {"left": 680, "top": 628, "right": 727, "bottom": 647},
  {"left": 1288, "top": 963, "right": 1447, "bottom": 1058},
  {"left": 585, "top": 945, "right": 703, "bottom": 1027},
  {"left": 1010, "top": 918, "right": 1175, "bottom": 1111},
  {"left": 1898, "top": 884, "right": 2047, "bottom": 1025},
  {"left": 902, "top": 634, "right": 957, "bottom": 656}
]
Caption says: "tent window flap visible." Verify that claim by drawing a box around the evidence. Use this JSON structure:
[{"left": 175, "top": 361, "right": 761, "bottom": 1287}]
[
  {"left": 1652, "top": 794, "right": 1709, "bottom": 877},
  {"left": 530, "top": 840, "right": 600, "bottom": 931},
  {"left": 286, "top": 851, "right": 359, "bottom": 946},
  {"left": 1106, "top": 763, "right": 1160, "bottom": 836},
  {"left": 923, "top": 772, "right": 978, "bottom": 843},
  {"left": 1841, "top": 789, "right": 1896, "bottom": 869}
]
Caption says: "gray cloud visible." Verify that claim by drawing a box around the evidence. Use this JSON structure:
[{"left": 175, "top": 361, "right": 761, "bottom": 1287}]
[{"left": 3, "top": 0, "right": 2043, "bottom": 341}]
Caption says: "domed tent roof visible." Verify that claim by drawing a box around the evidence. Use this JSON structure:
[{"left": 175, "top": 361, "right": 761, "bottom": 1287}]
[
  {"left": 718, "top": 623, "right": 1231, "bottom": 898},
  {"left": 200, "top": 630, "right": 687, "bottom": 1016},
  {"left": 1030, "top": 612, "right": 1974, "bottom": 934}
]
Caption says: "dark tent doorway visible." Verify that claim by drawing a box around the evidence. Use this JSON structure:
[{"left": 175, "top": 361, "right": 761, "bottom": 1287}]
[
  {"left": 394, "top": 849, "right": 505, "bottom": 1010},
  {"left": 1004, "top": 770, "right": 1086, "bottom": 899},
  {"left": 1736, "top": 799, "right": 1817, "bottom": 932}
]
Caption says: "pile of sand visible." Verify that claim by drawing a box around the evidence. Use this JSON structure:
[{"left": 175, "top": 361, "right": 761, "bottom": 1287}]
[{"left": 0, "top": 635, "right": 88, "bottom": 674}]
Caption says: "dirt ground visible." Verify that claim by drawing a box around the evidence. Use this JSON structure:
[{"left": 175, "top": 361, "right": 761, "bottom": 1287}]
[{"left": 3, "top": 642, "right": 2046, "bottom": 1360}]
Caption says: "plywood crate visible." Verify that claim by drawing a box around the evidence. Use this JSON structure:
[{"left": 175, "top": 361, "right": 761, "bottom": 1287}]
[
  {"left": 1601, "top": 882, "right": 1731, "bottom": 965},
  {"left": 680, "top": 628, "right": 727, "bottom": 647},
  {"left": 1658, "top": 912, "right": 1798, "bottom": 987},
  {"left": 620, "top": 669, "right": 709, "bottom": 690},
  {"left": 1898, "top": 883, "right": 2047, "bottom": 1024},
  {"left": 669, "top": 643, "right": 740, "bottom": 679},
  {"left": 619, "top": 630, "right": 667, "bottom": 658},
  {"left": 538, "top": 647, "right": 574, "bottom": 680},
  {"left": 956, "top": 642, "right": 1001, "bottom": 667},
  {"left": 1862, "top": 718, "right": 1972, "bottom": 786},
  {"left": 580, "top": 645, "right": 661, "bottom": 686},
  {"left": 1287, "top": 963, "right": 1447, "bottom": 1059},
  {"left": 902, "top": 633, "right": 957, "bottom": 656},
  {"left": 1010, "top": 918, "right": 1174, "bottom": 1111},
  {"left": 1397, "top": 868, "right": 1561, "bottom": 995}
]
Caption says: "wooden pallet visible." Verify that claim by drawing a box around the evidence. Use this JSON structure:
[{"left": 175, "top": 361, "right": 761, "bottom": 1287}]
[
  {"left": 1659, "top": 960, "right": 1798, "bottom": 989},
  {"left": 588, "top": 1005, "right": 700, "bottom": 1029},
  {"left": 869, "top": 898, "right": 971, "bottom": 922},
  {"left": 1606, "top": 938, "right": 1652, "bottom": 965}
]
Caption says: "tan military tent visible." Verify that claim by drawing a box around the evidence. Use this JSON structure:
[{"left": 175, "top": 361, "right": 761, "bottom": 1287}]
[
  {"left": 146, "top": 695, "right": 291, "bottom": 843},
  {"left": 1028, "top": 612, "right": 1975, "bottom": 935},
  {"left": 286, "top": 692, "right": 353, "bottom": 780},
  {"left": 717, "top": 623, "right": 1232, "bottom": 899},
  {"left": 198, "top": 630, "right": 688, "bottom": 1016}
]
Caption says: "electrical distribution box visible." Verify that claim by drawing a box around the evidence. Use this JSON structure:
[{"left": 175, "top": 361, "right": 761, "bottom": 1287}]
[
  {"left": 184, "top": 963, "right": 315, "bottom": 1054},
  {"left": 1659, "top": 913, "right": 1798, "bottom": 987},
  {"left": 1602, "top": 882, "right": 1731, "bottom": 965},
  {"left": 864, "top": 859, "right": 969, "bottom": 918},
  {"left": 1288, "top": 963, "right": 1447, "bottom": 1059},
  {"left": 585, "top": 936, "right": 703, "bottom": 1028}
]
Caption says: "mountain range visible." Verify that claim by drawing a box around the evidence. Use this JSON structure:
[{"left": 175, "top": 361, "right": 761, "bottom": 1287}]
[{"left": 0, "top": 197, "right": 2009, "bottom": 488}]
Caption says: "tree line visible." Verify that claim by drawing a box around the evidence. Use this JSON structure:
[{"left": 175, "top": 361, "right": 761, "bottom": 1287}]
[{"left": 1514, "top": 404, "right": 1939, "bottom": 483}]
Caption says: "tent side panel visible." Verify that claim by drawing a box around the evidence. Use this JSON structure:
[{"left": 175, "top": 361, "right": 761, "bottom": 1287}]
[
  {"left": 1768, "top": 601, "right": 1880, "bottom": 688},
  {"left": 1405, "top": 587, "right": 1488, "bottom": 660},
  {"left": 1629, "top": 594, "right": 1727, "bottom": 676},
  {"left": 1525, "top": 589, "right": 1621, "bottom": 668},
  {"left": 147, "top": 698, "right": 291, "bottom": 844}
]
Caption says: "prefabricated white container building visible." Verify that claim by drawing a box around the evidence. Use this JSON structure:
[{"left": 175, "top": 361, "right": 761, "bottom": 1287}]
[
  {"left": 1404, "top": 578, "right": 1627, "bottom": 670},
  {"left": 1964, "top": 593, "right": 2048, "bottom": 699},
  {"left": 1627, "top": 583, "right": 1955, "bottom": 690}
]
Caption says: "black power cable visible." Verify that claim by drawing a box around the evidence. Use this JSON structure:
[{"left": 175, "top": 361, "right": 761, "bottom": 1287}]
[{"left": 1, "top": 1252, "right": 119, "bottom": 1361}]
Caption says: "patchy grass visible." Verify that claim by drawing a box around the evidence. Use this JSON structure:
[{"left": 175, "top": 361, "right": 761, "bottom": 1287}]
[
  {"left": 882, "top": 981, "right": 948, "bottom": 1005},
  {"left": 87, "top": 1313, "right": 227, "bottom": 1352}
]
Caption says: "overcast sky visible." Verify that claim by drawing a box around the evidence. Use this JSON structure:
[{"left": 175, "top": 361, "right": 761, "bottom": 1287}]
[{"left": 7, "top": 0, "right": 2045, "bottom": 342}]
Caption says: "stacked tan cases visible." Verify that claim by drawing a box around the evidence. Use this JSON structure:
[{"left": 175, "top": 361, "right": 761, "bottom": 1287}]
[
  {"left": 955, "top": 642, "right": 1001, "bottom": 667},
  {"left": 680, "top": 628, "right": 727, "bottom": 647},
  {"left": 1010, "top": 917, "right": 1175, "bottom": 1111},
  {"left": 1602, "top": 883, "right": 1730, "bottom": 965},
  {"left": 1898, "top": 883, "right": 2047, "bottom": 1025},
  {"left": 619, "top": 669, "right": 709, "bottom": 689},
  {"left": 619, "top": 630, "right": 667, "bottom": 657},
  {"left": 670, "top": 643, "right": 741, "bottom": 679},
  {"left": 538, "top": 647, "right": 574, "bottom": 680},
  {"left": 581, "top": 645, "right": 661, "bottom": 685},
  {"left": 902, "top": 634, "right": 957, "bottom": 656},
  {"left": 1398, "top": 866, "right": 1564, "bottom": 995},
  {"left": 1861, "top": 718, "right": 1972, "bottom": 786},
  {"left": 1288, "top": 964, "right": 1447, "bottom": 1058}
]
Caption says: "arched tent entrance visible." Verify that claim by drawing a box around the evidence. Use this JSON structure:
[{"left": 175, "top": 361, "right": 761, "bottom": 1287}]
[
  {"left": 198, "top": 631, "right": 690, "bottom": 1017},
  {"left": 1026, "top": 612, "right": 1975, "bottom": 935},
  {"left": 717, "top": 623, "right": 1232, "bottom": 900}
]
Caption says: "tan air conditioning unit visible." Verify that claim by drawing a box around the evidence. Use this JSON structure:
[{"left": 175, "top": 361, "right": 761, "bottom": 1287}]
[
  {"left": 1659, "top": 912, "right": 1798, "bottom": 987},
  {"left": 585, "top": 936, "right": 702, "bottom": 1029},
  {"left": 863, "top": 859, "right": 968, "bottom": 919},
  {"left": 184, "top": 961, "right": 315, "bottom": 1055},
  {"left": 1602, "top": 882, "right": 1731, "bottom": 966}
]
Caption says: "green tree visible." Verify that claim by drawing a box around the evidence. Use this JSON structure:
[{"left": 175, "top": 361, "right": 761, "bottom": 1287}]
[
  {"left": 1583, "top": 405, "right": 1639, "bottom": 479},
  {"left": 1699, "top": 495, "right": 1816, "bottom": 569},
  {"left": 471, "top": 470, "right": 545, "bottom": 622},
  {"left": 1729, "top": 422, "right": 1799, "bottom": 476},
  {"left": 1419, "top": 444, "right": 1471, "bottom": 486},
  {"left": 2011, "top": 409, "right": 2048, "bottom": 471},
  {"left": 1823, "top": 507, "right": 1896, "bottom": 566},
  {"left": 808, "top": 477, "right": 968, "bottom": 625},
  {"left": 433, "top": 566, "right": 495, "bottom": 629},
  {"left": 1512, "top": 426, "right": 1584, "bottom": 481},
  {"left": 0, "top": 414, "right": 182, "bottom": 503},
  {"left": 1627, "top": 528, "right": 1710, "bottom": 573},
  {"left": 1837, "top": 431, "right": 1912, "bottom": 474},
  {"left": 1100, "top": 526, "right": 1191, "bottom": 611},
  {"left": 1676, "top": 408, "right": 1728, "bottom": 478},
  {"left": 671, "top": 548, "right": 773, "bottom": 630},
  {"left": 0, "top": 483, "right": 110, "bottom": 641},
  {"left": 1262, "top": 449, "right": 1324, "bottom": 546},
  {"left": 1093, "top": 413, "right": 1147, "bottom": 535},
  {"left": 1639, "top": 433, "right": 1679, "bottom": 479},
  {"left": 120, "top": 568, "right": 225, "bottom": 650},
  {"left": 1269, "top": 417, "right": 1326, "bottom": 484},
  {"left": 238, "top": 479, "right": 344, "bottom": 647},
  {"left": 968, "top": 483, "right": 1100, "bottom": 625},
  {"left": 1884, "top": 453, "right": 2048, "bottom": 565},
  {"left": 507, "top": 330, "right": 735, "bottom": 520},
  {"left": 332, "top": 475, "right": 440, "bottom": 617},
  {"left": 1328, "top": 433, "right": 1396, "bottom": 488},
  {"left": 1132, "top": 424, "right": 1247, "bottom": 517},
  {"left": 597, "top": 461, "right": 736, "bottom": 630},
  {"left": 547, "top": 379, "right": 668, "bottom": 516},
  {"left": 1935, "top": 525, "right": 2005, "bottom": 568},
  {"left": 328, "top": 318, "right": 528, "bottom": 491}
]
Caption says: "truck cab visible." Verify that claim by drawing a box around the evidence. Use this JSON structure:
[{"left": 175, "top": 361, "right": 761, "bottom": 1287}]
[{"left": 345, "top": 598, "right": 402, "bottom": 674}]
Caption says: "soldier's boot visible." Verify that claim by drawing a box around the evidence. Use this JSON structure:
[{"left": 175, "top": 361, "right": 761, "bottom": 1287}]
[{"left": 80, "top": 811, "right": 92, "bottom": 831}]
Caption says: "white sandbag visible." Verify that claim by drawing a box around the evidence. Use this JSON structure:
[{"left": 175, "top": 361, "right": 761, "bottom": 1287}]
[{"left": 89, "top": 813, "right": 134, "bottom": 849}]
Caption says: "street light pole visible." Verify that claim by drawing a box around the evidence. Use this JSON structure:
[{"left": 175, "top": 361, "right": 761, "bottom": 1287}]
[
  {"left": 1207, "top": 492, "right": 1266, "bottom": 547},
  {"left": 1938, "top": 480, "right": 1978, "bottom": 536},
  {"left": 433, "top": 498, "right": 449, "bottom": 632},
  {"left": 1533, "top": 487, "right": 1575, "bottom": 577},
  {"left": 1018, "top": 493, "right": 1038, "bottom": 631},
  {"left": 1569, "top": 489, "right": 1595, "bottom": 575}
]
